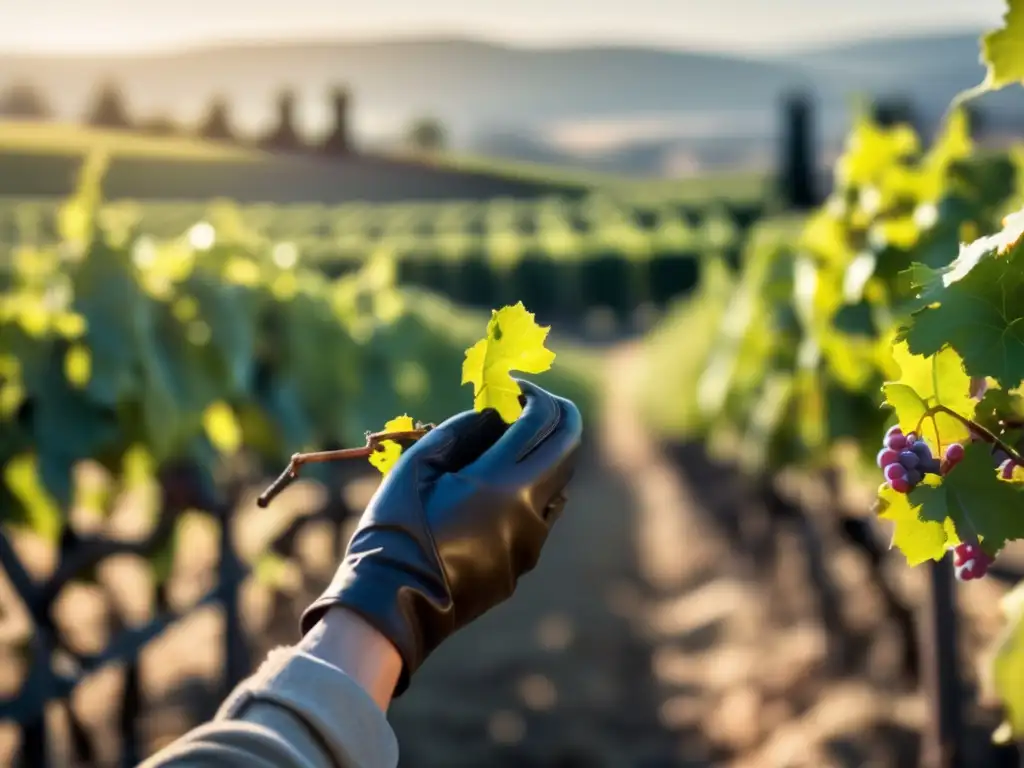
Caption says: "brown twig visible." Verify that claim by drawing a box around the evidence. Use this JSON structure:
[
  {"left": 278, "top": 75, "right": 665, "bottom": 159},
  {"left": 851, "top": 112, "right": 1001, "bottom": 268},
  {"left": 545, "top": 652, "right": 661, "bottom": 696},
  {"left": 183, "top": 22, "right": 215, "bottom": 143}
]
[
  {"left": 256, "top": 424, "right": 435, "bottom": 508},
  {"left": 916, "top": 405, "right": 1024, "bottom": 467}
]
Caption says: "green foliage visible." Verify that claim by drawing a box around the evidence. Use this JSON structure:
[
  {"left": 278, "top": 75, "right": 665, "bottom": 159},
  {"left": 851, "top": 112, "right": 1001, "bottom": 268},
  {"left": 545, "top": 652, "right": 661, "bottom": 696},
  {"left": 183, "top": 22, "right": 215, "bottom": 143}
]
[
  {"left": 639, "top": 104, "right": 1010, "bottom": 475},
  {"left": 900, "top": 213, "right": 1024, "bottom": 383}
]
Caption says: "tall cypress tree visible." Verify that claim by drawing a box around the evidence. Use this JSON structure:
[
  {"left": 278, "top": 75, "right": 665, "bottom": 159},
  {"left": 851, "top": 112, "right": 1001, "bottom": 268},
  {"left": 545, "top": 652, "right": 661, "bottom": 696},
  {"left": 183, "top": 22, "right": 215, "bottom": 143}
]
[
  {"left": 778, "top": 91, "right": 817, "bottom": 210},
  {"left": 320, "top": 86, "right": 351, "bottom": 154}
]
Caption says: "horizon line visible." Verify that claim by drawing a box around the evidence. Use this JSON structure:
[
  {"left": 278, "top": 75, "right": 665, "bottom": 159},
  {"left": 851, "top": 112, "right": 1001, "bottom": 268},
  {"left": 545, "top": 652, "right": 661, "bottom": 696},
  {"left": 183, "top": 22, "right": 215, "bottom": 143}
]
[{"left": 0, "top": 23, "right": 989, "bottom": 60}]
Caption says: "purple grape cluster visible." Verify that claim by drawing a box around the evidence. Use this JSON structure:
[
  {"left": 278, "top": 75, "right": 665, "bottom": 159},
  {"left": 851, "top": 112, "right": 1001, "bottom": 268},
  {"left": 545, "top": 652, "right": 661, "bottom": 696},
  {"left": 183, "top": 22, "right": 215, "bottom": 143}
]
[{"left": 876, "top": 426, "right": 943, "bottom": 493}]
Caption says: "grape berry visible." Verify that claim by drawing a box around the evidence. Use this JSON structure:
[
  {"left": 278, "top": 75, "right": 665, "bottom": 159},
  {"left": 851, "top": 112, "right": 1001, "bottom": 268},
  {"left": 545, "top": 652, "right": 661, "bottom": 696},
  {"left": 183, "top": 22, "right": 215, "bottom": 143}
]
[{"left": 952, "top": 542, "right": 992, "bottom": 582}]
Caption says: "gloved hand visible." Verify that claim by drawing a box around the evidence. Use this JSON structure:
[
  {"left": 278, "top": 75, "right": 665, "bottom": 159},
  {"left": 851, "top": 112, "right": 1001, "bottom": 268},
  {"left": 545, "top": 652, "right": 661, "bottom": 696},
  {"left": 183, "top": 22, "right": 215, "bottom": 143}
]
[{"left": 300, "top": 380, "right": 583, "bottom": 695}]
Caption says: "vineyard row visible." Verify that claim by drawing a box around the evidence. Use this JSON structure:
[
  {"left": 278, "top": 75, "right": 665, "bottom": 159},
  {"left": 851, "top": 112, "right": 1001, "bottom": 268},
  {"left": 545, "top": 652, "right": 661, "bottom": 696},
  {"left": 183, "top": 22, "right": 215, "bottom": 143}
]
[{"left": 0, "top": 195, "right": 766, "bottom": 244}]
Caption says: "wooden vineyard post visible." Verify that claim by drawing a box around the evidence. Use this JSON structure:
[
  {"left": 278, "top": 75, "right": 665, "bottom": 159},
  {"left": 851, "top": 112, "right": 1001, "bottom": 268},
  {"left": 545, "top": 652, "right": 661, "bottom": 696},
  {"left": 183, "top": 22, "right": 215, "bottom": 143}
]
[{"left": 920, "top": 557, "right": 965, "bottom": 768}]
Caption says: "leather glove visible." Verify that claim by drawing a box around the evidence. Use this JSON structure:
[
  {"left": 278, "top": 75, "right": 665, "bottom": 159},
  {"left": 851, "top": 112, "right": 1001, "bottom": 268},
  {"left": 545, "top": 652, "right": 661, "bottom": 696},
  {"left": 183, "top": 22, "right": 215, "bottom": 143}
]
[{"left": 300, "top": 379, "right": 583, "bottom": 695}]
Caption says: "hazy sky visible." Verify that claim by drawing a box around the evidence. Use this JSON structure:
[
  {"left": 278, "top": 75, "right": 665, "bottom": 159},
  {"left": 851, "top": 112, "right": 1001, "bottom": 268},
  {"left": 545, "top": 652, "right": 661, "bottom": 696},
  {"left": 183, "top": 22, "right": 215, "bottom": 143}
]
[{"left": 1, "top": 0, "right": 1009, "bottom": 55}]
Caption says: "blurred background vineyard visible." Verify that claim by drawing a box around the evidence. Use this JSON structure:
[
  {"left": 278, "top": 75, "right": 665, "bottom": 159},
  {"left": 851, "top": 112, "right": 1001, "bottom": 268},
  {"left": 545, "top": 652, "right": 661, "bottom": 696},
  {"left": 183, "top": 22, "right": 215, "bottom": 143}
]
[{"left": 4, "top": 2, "right": 1024, "bottom": 767}]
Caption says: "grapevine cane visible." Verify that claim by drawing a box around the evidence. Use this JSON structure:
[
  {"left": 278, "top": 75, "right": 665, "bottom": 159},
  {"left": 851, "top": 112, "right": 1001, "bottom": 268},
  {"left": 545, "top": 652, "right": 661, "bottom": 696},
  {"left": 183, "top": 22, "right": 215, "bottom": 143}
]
[
  {"left": 256, "top": 424, "right": 435, "bottom": 508},
  {"left": 916, "top": 404, "right": 1024, "bottom": 467}
]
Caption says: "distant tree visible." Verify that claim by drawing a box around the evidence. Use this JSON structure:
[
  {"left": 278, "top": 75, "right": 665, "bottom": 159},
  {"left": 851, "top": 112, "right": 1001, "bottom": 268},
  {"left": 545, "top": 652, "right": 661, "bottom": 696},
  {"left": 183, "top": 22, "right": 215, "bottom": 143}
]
[
  {"left": 406, "top": 116, "right": 446, "bottom": 152},
  {"left": 85, "top": 80, "right": 132, "bottom": 129},
  {"left": 777, "top": 91, "right": 817, "bottom": 210},
  {"left": 198, "top": 95, "right": 235, "bottom": 142},
  {"left": 320, "top": 86, "right": 351, "bottom": 155},
  {"left": 258, "top": 88, "right": 303, "bottom": 151},
  {"left": 0, "top": 82, "right": 51, "bottom": 120},
  {"left": 140, "top": 115, "right": 180, "bottom": 136},
  {"left": 872, "top": 95, "right": 919, "bottom": 133}
]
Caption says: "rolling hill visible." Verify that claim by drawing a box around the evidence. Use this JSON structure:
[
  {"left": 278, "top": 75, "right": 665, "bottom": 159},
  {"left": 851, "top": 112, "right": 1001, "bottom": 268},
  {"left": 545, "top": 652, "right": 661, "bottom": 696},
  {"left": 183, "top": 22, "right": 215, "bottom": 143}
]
[
  {"left": 0, "top": 38, "right": 812, "bottom": 140},
  {"left": 1, "top": 29, "right": 1019, "bottom": 175}
]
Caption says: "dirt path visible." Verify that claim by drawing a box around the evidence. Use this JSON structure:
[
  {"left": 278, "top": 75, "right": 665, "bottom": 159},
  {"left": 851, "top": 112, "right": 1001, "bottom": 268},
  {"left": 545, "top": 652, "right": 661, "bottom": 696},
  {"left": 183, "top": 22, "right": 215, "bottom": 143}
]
[{"left": 390, "top": 342, "right": 685, "bottom": 767}]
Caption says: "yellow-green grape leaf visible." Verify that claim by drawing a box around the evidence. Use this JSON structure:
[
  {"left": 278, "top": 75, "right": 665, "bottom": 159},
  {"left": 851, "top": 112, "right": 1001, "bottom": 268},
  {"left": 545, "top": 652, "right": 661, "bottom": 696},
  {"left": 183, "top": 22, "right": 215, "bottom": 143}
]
[
  {"left": 834, "top": 113, "right": 918, "bottom": 190},
  {"left": 369, "top": 415, "right": 415, "bottom": 476},
  {"left": 880, "top": 341, "right": 976, "bottom": 452},
  {"left": 3, "top": 454, "right": 63, "bottom": 542},
  {"left": 202, "top": 401, "right": 242, "bottom": 455},
  {"left": 980, "top": 0, "right": 1024, "bottom": 92},
  {"left": 908, "top": 442, "right": 1024, "bottom": 555},
  {"left": 988, "top": 581, "right": 1024, "bottom": 742},
  {"left": 461, "top": 302, "right": 556, "bottom": 423},
  {"left": 876, "top": 481, "right": 959, "bottom": 566}
]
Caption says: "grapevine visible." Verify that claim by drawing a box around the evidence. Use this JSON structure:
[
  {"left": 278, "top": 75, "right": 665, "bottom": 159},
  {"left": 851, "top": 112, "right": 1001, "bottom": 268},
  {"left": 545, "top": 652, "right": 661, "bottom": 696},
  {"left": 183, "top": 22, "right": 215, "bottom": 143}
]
[{"left": 636, "top": 0, "right": 1024, "bottom": 750}]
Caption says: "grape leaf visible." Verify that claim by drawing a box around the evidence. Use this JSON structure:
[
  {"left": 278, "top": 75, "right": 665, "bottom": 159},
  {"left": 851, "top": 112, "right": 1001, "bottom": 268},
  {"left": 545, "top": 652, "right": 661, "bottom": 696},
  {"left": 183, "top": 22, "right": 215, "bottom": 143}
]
[
  {"left": 974, "top": 386, "right": 1024, "bottom": 435},
  {"left": 833, "top": 114, "right": 918, "bottom": 190},
  {"left": 901, "top": 213, "right": 1024, "bottom": 386},
  {"left": 461, "top": 302, "right": 556, "bottom": 423},
  {"left": 908, "top": 442, "right": 1024, "bottom": 555},
  {"left": 980, "top": 0, "right": 1024, "bottom": 92},
  {"left": 876, "top": 482, "right": 959, "bottom": 566},
  {"left": 369, "top": 414, "right": 414, "bottom": 476},
  {"left": 881, "top": 341, "right": 976, "bottom": 451}
]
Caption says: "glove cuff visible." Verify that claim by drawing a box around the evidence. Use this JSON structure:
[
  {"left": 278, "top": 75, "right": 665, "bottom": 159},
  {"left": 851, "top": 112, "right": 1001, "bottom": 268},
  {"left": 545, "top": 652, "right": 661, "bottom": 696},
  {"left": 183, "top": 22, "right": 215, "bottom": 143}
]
[{"left": 300, "top": 558, "right": 453, "bottom": 697}]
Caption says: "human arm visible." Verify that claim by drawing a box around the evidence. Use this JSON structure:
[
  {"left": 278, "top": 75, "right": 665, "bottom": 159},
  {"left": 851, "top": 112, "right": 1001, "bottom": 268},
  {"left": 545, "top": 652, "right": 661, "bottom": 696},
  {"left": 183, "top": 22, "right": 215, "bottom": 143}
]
[
  {"left": 136, "top": 608, "right": 401, "bottom": 768},
  {"left": 138, "top": 381, "right": 581, "bottom": 767}
]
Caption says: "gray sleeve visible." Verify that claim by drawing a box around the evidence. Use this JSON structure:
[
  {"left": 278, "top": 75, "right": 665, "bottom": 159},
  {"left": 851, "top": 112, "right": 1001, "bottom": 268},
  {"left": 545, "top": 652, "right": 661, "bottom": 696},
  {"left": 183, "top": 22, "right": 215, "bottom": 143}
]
[{"left": 137, "top": 648, "right": 399, "bottom": 768}]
